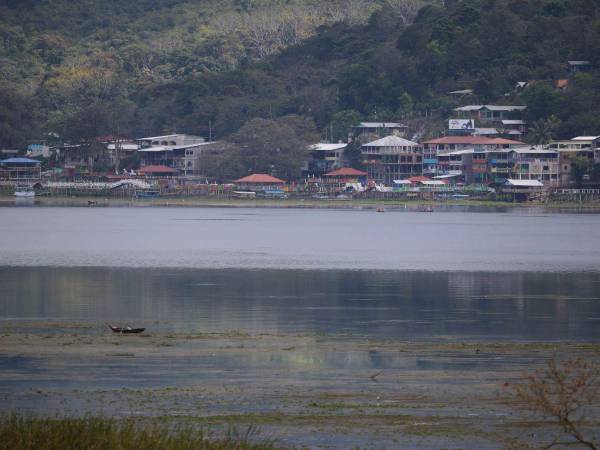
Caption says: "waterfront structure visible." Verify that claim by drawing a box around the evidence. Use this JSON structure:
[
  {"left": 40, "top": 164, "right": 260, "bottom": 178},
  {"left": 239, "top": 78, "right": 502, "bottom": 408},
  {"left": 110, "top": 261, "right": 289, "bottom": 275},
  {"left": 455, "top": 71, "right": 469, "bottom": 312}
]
[
  {"left": 305, "top": 143, "right": 347, "bottom": 177},
  {"left": 361, "top": 135, "right": 421, "bottom": 185},
  {"left": 436, "top": 149, "right": 474, "bottom": 183},
  {"left": 434, "top": 144, "right": 558, "bottom": 185},
  {"left": 234, "top": 173, "right": 286, "bottom": 192},
  {"left": 323, "top": 167, "right": 367, "bottom": 191},
  {"left": 509, "top": 146, "right": 560, "bottom": 185},
  {"left": 547, "top": 136, "right": 599, "bottom": 185},
  {"left": 137, "top": 165, "right": 179, "bottom": 177},
  {"left": 500, "top": 179, "right": 545, "bottom": 201},
  {"left": 137, "top": 134, "right": 211, "bottom": 175},
  {"left": 0, "top": 157, "right": 42, "bottom": 182},
  {"left": 422, "top": 136, "right": 524, "bottom": 177}
]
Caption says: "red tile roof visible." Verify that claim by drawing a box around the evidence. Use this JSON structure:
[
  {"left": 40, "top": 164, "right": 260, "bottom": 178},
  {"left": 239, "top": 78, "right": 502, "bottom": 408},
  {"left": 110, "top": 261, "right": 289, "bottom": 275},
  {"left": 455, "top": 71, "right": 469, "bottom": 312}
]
[
  {"left": 325, "top": 167, "right": 368, "bottom": 177},
  {"left": 138, "top": 165, "right": 179, "bottom": 174},
  {"left": 422, "top": 136, "right": 524, "bottom": 145},
  {"left": 234, "top": 173, "right": 286, "bottom": 184},
  {"left": 407, "top": 176, "right": 430, "bottom": 183}
]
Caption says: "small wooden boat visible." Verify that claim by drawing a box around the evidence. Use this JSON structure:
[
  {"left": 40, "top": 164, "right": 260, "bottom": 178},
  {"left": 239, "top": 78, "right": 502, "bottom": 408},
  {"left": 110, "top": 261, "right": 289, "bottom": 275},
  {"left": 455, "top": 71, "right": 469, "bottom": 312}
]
[
  {"left": 107, "top": 324, "right": 145, "bottom": 334},
  {"left": 376, "top": 207, "right": 385, "bottom": 213}
]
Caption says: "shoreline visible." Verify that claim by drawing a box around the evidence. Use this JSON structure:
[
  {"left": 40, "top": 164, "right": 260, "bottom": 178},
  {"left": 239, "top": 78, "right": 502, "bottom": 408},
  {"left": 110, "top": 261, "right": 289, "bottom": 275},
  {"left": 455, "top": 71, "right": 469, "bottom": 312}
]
[{"left": 2, "top": 194, "right": 600, "bottom": 212}]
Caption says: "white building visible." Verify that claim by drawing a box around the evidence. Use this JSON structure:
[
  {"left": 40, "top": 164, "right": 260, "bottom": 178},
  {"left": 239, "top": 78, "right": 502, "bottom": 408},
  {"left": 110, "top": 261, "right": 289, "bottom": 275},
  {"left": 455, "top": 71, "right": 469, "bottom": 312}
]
[{"left": 136, "top": 134, "right": 209, "bottom": 175}]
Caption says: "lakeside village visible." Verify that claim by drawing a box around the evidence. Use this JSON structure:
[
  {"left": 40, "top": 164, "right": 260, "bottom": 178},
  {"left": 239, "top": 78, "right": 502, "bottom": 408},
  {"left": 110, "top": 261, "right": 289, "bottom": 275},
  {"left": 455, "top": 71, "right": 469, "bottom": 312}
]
[{"left": 2, "top": 103, "right": 600, "bottom": 203}]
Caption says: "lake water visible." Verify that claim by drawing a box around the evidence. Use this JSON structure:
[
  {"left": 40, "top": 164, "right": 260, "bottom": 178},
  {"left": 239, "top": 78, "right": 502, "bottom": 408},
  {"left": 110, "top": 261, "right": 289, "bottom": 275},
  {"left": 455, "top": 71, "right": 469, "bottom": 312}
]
[
  {"left": 1, "top": 207, "right": 600, "bottom": 342},
  {"left": 1, "top": 267, "right": 600, "bottom": 341},
  {"left": 0, "top": 206, "right": 599, "bottom": 271},
  {"left": 3, "top": 206, "right": 600, "bottom": 448}
]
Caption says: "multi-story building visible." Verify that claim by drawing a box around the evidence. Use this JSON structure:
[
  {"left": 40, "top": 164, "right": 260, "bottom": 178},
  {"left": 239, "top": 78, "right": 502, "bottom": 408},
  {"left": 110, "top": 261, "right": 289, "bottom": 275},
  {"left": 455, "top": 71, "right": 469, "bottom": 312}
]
[
  {"left": 304, "top": 143, "right": 347, "bottom": 178},
  {"left": 137, "top": 134, "right": 210, "bottom": 175},
  {"left": 436, "top": 149, "right": 474, "bottom": 182},
  {"left": 422, "top": 136, "right": 524, "bottom": 177},
  {"left": 361, "top": 135, "right": 421, "bottom": 185},
  {"left": 547, "top": 136, "right": 599, "bottom": 185},
  {"left": 509, "top": 146, "right": 560, "bottom": 185}
]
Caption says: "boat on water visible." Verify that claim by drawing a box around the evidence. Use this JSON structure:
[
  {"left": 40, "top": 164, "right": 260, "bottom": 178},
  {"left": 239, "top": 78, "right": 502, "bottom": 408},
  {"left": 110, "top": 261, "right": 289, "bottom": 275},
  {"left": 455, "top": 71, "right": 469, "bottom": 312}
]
[
  {"left": 14, "top": 190, "right": 35, "bottom": 198},
  {"left": 133, "top": 189, "right": 160, "bottom": 199},
  {"left": 107, "top": 324, "right": 146, "bottom": 334}
]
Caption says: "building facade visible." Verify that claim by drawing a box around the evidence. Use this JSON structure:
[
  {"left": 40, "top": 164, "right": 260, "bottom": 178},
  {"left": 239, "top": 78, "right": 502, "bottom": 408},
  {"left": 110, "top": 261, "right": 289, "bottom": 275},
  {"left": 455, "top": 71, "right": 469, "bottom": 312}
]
[
  {"left": 137, "top": 134, "right": 214, "bottom": 175},
  {"left": 304, "top": 143, "right": 347, "bottom": 177},
  {"left": 547, "top": 136, "right": 599, "bottom": 185},
  {"left": 361, "top": 136, "right": 422, "bottom": 185},
  {"left": 422, "top": 136, "right": 524, "bottom": 178}
]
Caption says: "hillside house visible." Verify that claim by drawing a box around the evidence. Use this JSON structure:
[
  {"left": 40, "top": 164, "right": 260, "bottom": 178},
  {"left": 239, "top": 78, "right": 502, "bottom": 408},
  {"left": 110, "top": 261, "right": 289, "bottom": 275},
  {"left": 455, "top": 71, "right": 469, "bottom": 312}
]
[
  {"left": 454, "top": 105, "right": 527, "bottom": 123},
  {"left": 350, "top": 122, "right": 408, "bottom": 142},
  {"left": 568, "top": 60, "right": 590, "bottom": 74}
]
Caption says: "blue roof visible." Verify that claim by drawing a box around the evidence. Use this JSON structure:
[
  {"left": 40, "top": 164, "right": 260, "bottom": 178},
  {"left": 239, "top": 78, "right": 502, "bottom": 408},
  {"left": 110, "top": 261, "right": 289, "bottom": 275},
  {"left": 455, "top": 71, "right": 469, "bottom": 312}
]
[{"left": 0, "top": 157, "right": 40, "bottom": 165}]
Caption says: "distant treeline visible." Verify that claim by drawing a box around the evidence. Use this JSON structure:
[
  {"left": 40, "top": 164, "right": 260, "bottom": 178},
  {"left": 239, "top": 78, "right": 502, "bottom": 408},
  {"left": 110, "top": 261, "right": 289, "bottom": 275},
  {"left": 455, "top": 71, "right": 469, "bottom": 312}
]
[{"left": 1, "top": 0, "right": 600, "bottom": 149}]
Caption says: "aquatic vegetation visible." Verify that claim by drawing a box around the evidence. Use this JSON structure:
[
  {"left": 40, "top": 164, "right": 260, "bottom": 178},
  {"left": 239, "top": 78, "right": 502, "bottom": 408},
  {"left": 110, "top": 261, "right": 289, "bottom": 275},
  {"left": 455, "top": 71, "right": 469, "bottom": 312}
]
[{"left": 0, "top": 415, "right": 285, "bottom": 450}]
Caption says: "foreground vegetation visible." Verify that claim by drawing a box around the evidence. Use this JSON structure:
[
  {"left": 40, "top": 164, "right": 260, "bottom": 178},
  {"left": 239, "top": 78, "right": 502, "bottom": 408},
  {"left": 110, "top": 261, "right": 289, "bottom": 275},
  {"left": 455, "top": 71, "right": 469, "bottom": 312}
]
[{"left": 0, "top": 416, "right": 285, "bottom": 450}]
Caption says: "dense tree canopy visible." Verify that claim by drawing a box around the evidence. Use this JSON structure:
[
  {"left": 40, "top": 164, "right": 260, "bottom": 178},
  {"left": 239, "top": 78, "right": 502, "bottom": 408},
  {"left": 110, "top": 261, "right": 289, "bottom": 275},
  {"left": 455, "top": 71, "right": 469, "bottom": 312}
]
[
  {"left": 201, "top": 115, "right": 318, "bottom": 181},
  {"left": 1, "top": 0, "right": 600, "bottom": 149}
]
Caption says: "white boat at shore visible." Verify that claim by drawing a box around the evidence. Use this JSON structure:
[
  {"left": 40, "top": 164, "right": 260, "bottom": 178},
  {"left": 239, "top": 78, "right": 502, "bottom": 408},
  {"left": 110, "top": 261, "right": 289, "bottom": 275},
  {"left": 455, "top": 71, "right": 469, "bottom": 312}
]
[{"left": 14, "top": 190, "right": 35, "bottom": 198}]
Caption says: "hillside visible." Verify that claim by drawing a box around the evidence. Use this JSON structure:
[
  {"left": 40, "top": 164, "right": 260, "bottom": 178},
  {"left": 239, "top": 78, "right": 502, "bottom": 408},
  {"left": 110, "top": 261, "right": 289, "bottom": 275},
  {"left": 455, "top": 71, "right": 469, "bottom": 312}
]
[{"left": 1, "top": 0, "right": 600, "bottom": 148}]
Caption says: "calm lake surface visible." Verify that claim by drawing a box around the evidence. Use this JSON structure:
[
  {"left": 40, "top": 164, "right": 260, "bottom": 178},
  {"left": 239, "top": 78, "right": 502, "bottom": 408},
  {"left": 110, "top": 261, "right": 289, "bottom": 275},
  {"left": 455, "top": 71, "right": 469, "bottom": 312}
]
[
  {"left": 3, "top": 206, "right": 600, "bottom": 449},
  {"left": 1, "top": 206, "right": 600, "bottom": 341},
  {"left": 0, "top": 206, "right": 599, "bottom": 270}
]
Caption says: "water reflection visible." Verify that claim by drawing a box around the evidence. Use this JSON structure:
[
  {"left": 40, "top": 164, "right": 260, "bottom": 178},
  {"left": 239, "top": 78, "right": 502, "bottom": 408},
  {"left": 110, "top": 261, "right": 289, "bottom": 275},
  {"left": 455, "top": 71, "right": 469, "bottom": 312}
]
[{"left": 1, "top": 268, "right": 599, "bottom": 341}]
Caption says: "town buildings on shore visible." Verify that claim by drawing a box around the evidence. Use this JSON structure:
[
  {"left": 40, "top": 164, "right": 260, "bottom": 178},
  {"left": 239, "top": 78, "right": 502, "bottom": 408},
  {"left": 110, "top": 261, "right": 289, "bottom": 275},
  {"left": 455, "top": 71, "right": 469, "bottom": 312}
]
[{"left": 2, "top": 105, "right": 599, "bottom": 200}]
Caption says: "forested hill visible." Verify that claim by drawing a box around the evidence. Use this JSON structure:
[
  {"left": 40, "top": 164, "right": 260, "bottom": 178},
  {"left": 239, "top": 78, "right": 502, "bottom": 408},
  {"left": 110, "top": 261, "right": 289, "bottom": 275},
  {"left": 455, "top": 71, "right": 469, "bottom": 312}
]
[{"left": 1, "top": 0, "right": 600, "bottom": 148}]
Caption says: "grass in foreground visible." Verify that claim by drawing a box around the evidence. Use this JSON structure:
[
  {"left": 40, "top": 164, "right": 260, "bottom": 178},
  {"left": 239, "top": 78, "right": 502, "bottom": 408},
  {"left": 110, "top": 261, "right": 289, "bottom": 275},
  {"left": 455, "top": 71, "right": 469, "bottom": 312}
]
[{"left": 0, "top": 415, "right": 287, "bottom": 450}]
